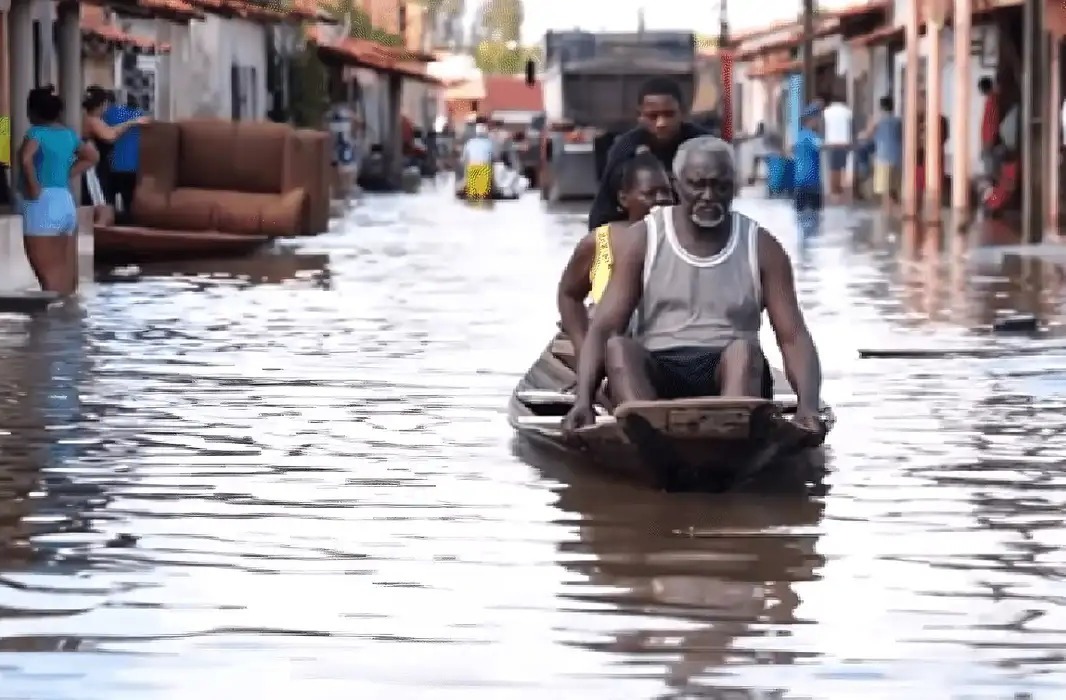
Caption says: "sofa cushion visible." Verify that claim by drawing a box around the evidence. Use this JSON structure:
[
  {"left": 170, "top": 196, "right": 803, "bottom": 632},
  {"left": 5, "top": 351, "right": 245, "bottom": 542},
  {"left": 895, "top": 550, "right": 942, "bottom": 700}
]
[
  {"left": 177, "top": 121, "right": 238, "bottom": 191},
  {"left": 204, "top": 190, "right": 265, "bottom": 236},
  {"left": 230, "top": 122, "right": 292, "bottom": 194},
  {"left": 258, "top": 188, "right": 305, "bottom": 238},
  {"left": 130, "top": 184, "right": 171, "bottom": 227}
]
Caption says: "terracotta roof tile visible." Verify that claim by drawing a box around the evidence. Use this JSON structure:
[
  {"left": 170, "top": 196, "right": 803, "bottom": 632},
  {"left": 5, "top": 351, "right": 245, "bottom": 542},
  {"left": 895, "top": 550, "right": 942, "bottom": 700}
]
[
  {"left": 306, "top": 26, "right": 445, "bottom": 84},
  {"left": 81, "top": 4, "right": 172, "bottom": 52},
  {"left": 481, "top": 75, "right": 542, "bottom": 113}
]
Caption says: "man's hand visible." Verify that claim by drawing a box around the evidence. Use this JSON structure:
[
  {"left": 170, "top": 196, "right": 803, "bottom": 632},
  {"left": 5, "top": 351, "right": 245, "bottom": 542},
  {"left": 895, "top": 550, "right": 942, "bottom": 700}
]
[
  {"left": 791, "top": 405, "right": 827, "bottom": 446},
  {"left": 561, "top": 402, "right": 596, "bottom": 434},
  {"left": 24, "top": 183, "right": 41, "bottom": 202}
]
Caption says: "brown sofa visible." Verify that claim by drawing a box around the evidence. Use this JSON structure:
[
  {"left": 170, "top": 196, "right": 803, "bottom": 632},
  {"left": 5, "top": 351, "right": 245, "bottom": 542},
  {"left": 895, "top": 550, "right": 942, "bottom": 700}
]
[{"left": 130, "top": 119, "right": 330, "bottom": 238}]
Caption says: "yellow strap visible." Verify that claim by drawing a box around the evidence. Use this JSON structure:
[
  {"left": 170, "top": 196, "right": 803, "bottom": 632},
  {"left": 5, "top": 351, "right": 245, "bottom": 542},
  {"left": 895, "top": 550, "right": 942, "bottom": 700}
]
[{"left": 591, "top": 224, "right": 612, "bottom": 281}]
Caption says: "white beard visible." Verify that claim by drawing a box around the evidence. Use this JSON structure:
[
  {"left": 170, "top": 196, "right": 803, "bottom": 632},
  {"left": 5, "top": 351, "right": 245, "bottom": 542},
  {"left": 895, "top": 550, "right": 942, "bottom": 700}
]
[{"left": 690, "top": 202, "right": 727, "bottom": 228}]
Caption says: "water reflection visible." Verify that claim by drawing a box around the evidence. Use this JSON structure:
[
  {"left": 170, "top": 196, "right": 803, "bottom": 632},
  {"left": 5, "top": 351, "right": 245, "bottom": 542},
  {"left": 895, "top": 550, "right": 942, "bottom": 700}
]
[
  {"left": 96, "top": 251, "right": 332, "bottom": 289},
  {"left": 0, "top": 307, "right": 101, "bottom": 653},
  {"left": 0, "top": 190, "right": 1061, "bottom": 696},
  {"left": 517, "top": 439, "right": 825, "bottom": 697}
]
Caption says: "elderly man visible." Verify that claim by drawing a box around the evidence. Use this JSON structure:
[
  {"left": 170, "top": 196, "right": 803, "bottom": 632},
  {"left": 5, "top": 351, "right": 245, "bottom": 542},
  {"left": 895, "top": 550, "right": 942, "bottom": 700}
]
[{"left": 563, "top": 135, "right": 825, "bottom": 440}]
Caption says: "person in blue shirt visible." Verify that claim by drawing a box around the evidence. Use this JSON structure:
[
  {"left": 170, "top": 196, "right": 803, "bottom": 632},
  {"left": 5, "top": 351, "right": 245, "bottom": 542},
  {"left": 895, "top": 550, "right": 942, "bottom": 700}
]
[
  {"left": 793, "top": 103, "right": 824, "bottom": 212},
  {"left": 18, "top": 91, "right": 98, "bottom": 295},
  {"left": 859, "top": 95, "right": 903, "bottom": 212},
  {"left": 102, "top": 95, "right": 151, "bottom": 222}
]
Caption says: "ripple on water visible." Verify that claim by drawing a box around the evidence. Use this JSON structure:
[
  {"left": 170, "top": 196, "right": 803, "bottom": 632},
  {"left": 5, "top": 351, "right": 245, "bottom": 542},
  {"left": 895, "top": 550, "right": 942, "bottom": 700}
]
[{"left": 0, "top": 191, "right": 1063, "bottom": 698}]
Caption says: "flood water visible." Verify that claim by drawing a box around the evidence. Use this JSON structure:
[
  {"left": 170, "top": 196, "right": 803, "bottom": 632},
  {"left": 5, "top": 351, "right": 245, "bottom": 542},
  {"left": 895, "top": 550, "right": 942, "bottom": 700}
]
[{"left": 1, "top": 182, "right": 1066, "bottom": 699}]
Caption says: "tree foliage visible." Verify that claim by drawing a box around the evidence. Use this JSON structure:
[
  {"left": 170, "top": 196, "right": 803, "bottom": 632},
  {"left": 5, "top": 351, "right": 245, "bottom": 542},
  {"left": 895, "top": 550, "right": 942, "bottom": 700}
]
[
  {"left": 328, "top": 0, "right": 402, "bottom": 47},
  {"left": 477, "top": 0, "right": 522, "bottom": 43},
  {"left": 473, "top": 40, "right": 538, "bottom": 75},
  {"left": 290, "top": 46, "right": 329, "bottom": 128}
]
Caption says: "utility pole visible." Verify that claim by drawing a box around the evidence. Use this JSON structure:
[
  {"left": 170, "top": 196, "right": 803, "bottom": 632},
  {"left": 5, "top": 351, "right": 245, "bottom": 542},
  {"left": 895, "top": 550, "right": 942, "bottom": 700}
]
[
  {"left": 719, "top": 0, "right": 732, "bottom": 142},
  {"left": 719, "top": 0, "right": 728, "bottom": 45},
  {"left": 1020, "top": 0, "right": 1046, "bottom": 243},
  {"left": 801, "top": 0, "right": 815, "bottom": 104}
]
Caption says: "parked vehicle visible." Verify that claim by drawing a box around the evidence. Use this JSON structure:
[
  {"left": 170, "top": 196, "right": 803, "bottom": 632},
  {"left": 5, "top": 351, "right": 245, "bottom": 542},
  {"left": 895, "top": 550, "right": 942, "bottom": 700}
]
[{"left": 528, "top": 30, "right": 733, "bottom": 201}]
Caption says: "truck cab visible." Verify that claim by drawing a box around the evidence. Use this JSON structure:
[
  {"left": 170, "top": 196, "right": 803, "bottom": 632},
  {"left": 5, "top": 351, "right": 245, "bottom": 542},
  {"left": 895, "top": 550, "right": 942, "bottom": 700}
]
[{"left": 534, "top": 30, "right": 701, "bottom": 201}]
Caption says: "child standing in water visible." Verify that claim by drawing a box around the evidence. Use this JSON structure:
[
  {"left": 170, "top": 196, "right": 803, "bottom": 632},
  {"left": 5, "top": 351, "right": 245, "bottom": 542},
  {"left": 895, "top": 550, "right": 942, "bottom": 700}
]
[{"left": 19, "top": 91, "right": 98, "bottom": 295}]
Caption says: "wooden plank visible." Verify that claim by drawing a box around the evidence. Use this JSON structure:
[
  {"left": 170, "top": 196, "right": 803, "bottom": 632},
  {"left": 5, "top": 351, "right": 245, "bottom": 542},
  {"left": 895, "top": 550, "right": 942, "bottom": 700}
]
[
  {"left": 516, "top": 390, "right": 574, "bottom": 404},
  {"left": 513, "top": 414, "right": 616, "bottom": 428}
]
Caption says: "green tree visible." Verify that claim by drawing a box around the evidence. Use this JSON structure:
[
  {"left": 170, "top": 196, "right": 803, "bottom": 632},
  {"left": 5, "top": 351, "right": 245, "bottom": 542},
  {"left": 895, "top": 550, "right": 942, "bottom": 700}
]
[
  {"left": 328, "top": 0, "right": 402, "bottom": 46},
  {"left": 474, "top": 41, "right": 538, "bottom": 75},
  {"left": 290, "top": 46, "right": 329, "bottom": 128},
  {"left": 477, "top": 0, "right": 522, "bottom": 43}
]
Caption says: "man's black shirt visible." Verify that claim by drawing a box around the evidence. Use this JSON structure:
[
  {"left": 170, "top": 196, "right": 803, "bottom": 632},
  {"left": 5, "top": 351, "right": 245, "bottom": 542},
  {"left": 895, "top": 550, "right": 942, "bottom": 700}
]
[{"left": 587, "top": 122, "right": 712, "bottom": 231}]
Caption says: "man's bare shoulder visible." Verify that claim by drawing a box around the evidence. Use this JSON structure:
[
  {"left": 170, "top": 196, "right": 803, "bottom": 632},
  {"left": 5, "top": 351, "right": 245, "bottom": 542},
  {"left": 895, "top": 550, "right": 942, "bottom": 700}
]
[{"left": 755, "top": 226, "right": 792, "bottom": 276}]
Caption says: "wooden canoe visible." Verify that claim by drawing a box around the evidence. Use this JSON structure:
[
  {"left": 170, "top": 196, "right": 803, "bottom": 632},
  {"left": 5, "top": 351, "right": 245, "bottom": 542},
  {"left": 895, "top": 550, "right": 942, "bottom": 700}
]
[
  {"left": 508, "top": 334, "right": 834, "bottom": 492},
  {"left": 94, "top": 226, "right": 270, "bottom": 265}
]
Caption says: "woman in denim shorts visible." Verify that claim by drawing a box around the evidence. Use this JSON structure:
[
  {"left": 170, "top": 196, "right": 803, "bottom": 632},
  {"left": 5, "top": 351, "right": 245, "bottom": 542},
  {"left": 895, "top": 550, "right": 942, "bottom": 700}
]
[{"left": 18, "top": 91, "right": 98, "bottom": 295}]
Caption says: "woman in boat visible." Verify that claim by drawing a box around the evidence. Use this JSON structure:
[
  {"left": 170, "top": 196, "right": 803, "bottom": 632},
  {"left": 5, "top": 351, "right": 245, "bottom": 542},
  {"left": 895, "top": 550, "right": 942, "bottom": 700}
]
[
  {"left": 557, "top": 149, "right": 673, "bottom": 361},
  {"left": 18, "top": 91, "right": 98, "bottom": 295}
]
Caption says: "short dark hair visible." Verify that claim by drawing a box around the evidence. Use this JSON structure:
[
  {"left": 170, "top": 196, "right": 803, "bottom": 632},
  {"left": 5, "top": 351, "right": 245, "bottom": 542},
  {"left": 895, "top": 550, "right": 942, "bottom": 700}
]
[
  {"left": 83, "top": 85, "right": 110, "bottom": 112},
  {"left": 978, "top": 77, "right": 994, "bottom": 93},
  {"left": 33, "top": 93, "right": 64, "bottom": 123},
  {"left": 879, "top": 95, "right": 894, "bottom": 112},
  {"left": 613, "top": 151, "right": 666, "bottom": 193},
  {"left": 637, "top": 77, "right": 683, "bottom": 106}
]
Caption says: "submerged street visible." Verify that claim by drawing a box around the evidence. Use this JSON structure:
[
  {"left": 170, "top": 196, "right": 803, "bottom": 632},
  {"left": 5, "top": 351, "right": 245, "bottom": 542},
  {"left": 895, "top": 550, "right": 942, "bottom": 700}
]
[{"left": 1, "top": 182, "right": 1066, "bottom": 698}]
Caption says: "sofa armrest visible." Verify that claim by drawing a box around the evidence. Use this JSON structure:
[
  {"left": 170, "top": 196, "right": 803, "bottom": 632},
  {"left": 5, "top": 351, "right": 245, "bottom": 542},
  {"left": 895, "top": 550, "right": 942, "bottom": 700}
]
[
  {"left": 293, "top": 129, "right": 331, "bottom": 236},
  {"left": 137, "top": 122, "right": 180, "bottom": 192}
]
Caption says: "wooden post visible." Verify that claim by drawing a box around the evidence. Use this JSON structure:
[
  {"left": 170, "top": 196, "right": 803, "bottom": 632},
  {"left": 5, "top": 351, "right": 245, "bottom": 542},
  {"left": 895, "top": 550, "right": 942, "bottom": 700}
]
[
  {"left": 802, "top": 0, "right": 815, "bottom": 103},
  {"left": 951, "top": 0, "right": 973, "bottom": 228},
  {"left": 903, "top": 0, "right": 921, "bottom": 219},
  {"left": 1048, "top": 40, "right": 1061, "bottom": 236},
  {"left": 387, "top": 73, "right": 404, "bottom": 188},
  {"left": 924, "top": 0, "right": 950, "bottom": 222},
  {"left": 8, "top": 0, "right": 32, "bottom": 193},
  {"left": 1021, "top": 0, "right": 1046, "bottom": 243},
  {"left": 925, "top": 18, "right": 943, "bottom": 223}
]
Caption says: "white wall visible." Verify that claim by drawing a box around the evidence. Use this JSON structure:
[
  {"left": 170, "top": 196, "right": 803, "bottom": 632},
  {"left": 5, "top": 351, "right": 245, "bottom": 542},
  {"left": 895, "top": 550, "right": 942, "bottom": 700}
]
[
  {"left": 353, "top": 67, "right": 389, "bottom": 147},
  {"left": 402, "top": 79, "right": 430, "bottom": 130},
  {"left": 165, "top": 15, "right": 267, "bottom": 120}
]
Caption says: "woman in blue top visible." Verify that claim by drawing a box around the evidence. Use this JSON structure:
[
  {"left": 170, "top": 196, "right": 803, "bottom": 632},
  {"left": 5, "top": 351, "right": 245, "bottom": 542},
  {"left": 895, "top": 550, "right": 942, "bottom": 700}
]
[{"left": 18, "top": 91, "right": 98, "bottom": 295}]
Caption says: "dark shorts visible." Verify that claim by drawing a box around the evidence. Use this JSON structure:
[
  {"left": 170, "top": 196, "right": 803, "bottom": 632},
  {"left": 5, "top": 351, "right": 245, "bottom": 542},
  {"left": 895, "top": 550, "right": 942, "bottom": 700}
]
[
  {"left": 827, "top": 146, "right": 849, "bottom": 171},
  {"left": 647, "top": 346, "right": 774, "bottom": 400},
  {"left": 794, "top": 188, "right": 823, "bottom": 211}
]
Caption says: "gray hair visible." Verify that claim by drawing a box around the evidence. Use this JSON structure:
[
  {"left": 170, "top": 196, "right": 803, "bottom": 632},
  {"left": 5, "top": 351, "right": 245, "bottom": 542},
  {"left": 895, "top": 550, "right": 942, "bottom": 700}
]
[{"left": 672, "top": 136, "right": 735, "bottom": 180}]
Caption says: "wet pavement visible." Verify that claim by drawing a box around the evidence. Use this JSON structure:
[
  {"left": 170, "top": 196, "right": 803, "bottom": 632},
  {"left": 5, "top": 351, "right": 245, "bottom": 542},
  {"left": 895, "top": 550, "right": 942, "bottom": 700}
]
[{"left": 1, "top": 180, "right": 1065, "bottom": 699}]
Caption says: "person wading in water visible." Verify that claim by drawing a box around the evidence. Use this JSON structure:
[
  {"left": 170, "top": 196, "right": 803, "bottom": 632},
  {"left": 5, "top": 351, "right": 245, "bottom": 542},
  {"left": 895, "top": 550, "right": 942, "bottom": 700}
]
[
  {"left": 587, "top": 77, "right": 711, "bottom": 231},
  {"left": 563, "top": 136, "right": 825, "bottom": 440},
  {"left": 557, "top": 150, "right": 673, "bottom": 363},
  {"left": 18, "top": 91, "right": 98, "bottom": 295}
]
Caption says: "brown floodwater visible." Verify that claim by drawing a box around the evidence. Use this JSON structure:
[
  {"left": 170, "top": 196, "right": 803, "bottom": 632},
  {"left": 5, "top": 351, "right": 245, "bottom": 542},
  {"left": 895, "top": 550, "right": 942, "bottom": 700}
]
[{"left": 0, "top": 183, "right": 1065, "bottom": 699}]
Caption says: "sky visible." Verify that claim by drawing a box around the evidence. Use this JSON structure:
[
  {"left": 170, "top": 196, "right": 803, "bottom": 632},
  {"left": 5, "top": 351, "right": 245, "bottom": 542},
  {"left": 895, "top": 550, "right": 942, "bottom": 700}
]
[{"left": 518, "top": 0, "right": 859, "bottom": 43}]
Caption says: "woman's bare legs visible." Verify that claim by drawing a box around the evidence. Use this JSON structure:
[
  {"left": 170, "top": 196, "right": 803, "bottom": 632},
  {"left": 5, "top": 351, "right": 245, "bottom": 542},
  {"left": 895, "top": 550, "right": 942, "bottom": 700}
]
[{"left": 23, "top": 235, "right": 75, "bottom": 295}]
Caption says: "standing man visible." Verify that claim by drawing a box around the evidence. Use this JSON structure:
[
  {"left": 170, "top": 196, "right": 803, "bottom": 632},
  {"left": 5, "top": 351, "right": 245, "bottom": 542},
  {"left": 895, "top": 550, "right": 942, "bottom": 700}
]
[
  {"left": 587, "top": 77, "right": 711, "bottom": 231},
  {"left": 978, "top": 77, "right": 1000, "bottom": 179},
  {"left": 793, "top": 104, "right": 824, "bottom": 212},
  {"left": 859, "top": 96, "right": 903, "bottom": 212},
  {"left": 822, "top": 92, "right": 852, "bottom": 200},
  {"left": 103, "top": 93, "right": 149, "bottom": 223},
  {"left": 459, "top": 118, "right": 495, "bottom": 199}
]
